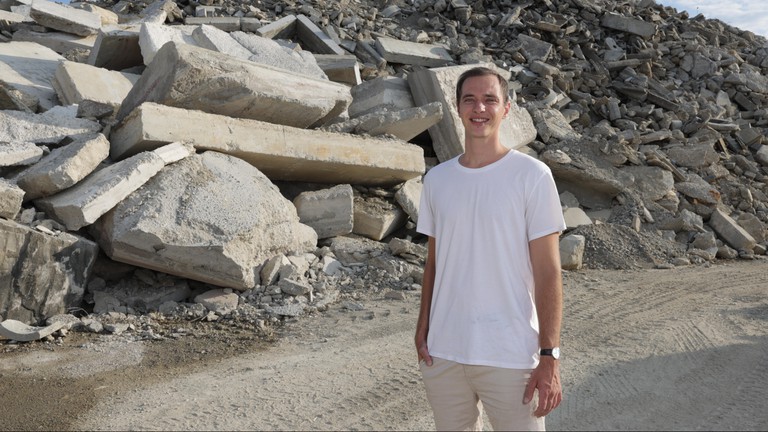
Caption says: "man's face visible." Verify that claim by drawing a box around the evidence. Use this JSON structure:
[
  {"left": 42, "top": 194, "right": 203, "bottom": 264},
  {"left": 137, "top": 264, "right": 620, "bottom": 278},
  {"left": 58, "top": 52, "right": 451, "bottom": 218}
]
[{"left": 457, "top": 75, "right": 511, "bottom": 140}]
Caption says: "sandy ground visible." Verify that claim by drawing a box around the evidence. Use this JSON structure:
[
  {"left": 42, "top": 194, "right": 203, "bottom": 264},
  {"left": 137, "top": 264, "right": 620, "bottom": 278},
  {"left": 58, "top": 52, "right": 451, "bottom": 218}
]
[{"left": 1, "top": 260, "right": 767, "bottom": 431}]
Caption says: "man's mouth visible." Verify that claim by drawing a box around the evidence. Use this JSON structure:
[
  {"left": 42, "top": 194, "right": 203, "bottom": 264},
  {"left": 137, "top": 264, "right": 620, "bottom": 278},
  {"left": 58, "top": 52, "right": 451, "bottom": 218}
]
[{"left": 471, "top": 118, "right": 489, "bottom": 124}]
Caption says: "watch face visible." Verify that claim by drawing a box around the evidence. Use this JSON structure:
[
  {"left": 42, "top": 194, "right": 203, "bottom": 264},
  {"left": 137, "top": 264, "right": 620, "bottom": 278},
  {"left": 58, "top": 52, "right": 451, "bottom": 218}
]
[{"left": 552, "top": 347, "right": 561, "bottom": 359}]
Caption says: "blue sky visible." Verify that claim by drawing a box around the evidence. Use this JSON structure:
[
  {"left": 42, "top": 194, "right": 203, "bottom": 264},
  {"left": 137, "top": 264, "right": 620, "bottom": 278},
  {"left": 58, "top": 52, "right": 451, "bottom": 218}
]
[{"left": 656, "top": 0, "right": 768, "bottom": 38}]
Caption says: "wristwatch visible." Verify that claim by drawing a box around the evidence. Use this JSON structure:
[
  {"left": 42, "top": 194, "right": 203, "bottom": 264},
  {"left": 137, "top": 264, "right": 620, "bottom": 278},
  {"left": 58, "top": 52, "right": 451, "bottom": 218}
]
[{"left": 540, "top": 347, "right": 561, "bottom": 359}]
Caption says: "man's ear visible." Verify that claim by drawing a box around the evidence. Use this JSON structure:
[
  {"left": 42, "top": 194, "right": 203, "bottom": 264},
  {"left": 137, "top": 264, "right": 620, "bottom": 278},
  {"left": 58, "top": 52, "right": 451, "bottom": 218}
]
[{"left": 503, "top": 100, "right": 511, "bottom": 118}]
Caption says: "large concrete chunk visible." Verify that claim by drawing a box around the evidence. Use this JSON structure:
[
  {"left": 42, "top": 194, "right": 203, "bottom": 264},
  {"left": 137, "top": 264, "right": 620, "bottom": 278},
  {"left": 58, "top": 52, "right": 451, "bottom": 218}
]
[
  {"left": 116, "top": 42, "right": 350, "bottom": 128},
  {"left": 29, "top": 0, "right": 101, "bottom": 36},
  {"left": 0, "top": 41, "right": 65, "bottom": 111},
  {"left": 16, "top": 133, "right": 110, "bottom": 200},
  {"left": 0, "top": 106, "right": 102, "bottom": 144},
  {"left": 52, "top": 60, "right": 140, "bottom": 107},
  {"left": 91, "top": 152, "right": 318, "bottom": 290},
  {"left": 230, "top": 31, "right": 327, "bottom": 80},
  {"left": 192, "top": 24, "right": 253, "bottom": 60},
  {"left": 349, "top": 76, "right": 415, "bottom": 118},
  {"left": 601, "top": 13, "right": 657, "bottom": 38},
  {"left": 408, "top": 63, "right": 537, "bottom": 162},
  {"left": 709, "top": 208, "right": 757, "bottom": 252},
  {"left": 35, "top": 143, "right": 194, "bottom": 231},
  {"left": 295, "top": 14, "right": 345, "bottom": 55},
  {"left": 293, "top": 184, "right": 354, "bottom": 239},
  {"left": 138, "top": 22, "right": 198, "bottom": 65},
  {"left": 0, "top": 141, "right": 44, "bottom": 166},
  {"left": 110, "top": 102, "right": 425, "bottom": 186},
  {"left": 0, "top": 218, "right": 98, "bottom": 324},
  {"left": 0, "top": 179, "right": 24, "bottom": 220}
]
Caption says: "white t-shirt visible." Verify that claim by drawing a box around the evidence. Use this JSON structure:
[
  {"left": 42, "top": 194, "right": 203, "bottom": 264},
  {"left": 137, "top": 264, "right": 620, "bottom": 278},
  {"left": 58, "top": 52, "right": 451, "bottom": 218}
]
[{"left": 417, "top": 150, "right": 566, "bottom": 369}]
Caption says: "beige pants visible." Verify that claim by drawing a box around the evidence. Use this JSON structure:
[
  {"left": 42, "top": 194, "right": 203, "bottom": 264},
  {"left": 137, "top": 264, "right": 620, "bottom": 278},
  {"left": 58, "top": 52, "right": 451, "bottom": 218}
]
[{"left": 420, "top": 357, "right": 545, "bottom": 431}]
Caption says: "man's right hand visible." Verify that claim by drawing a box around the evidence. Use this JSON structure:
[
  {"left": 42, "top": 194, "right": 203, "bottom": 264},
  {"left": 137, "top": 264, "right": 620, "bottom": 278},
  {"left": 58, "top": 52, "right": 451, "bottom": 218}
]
[{"left": 415, "top": 335, "right": 433, "bottom": 366}]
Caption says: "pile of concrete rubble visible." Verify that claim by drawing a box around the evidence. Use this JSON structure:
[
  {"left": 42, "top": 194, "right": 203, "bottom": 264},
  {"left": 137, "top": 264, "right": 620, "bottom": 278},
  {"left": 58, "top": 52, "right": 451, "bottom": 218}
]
[{"left": 1, "top": 0, "right": 767, "bottom": 341}]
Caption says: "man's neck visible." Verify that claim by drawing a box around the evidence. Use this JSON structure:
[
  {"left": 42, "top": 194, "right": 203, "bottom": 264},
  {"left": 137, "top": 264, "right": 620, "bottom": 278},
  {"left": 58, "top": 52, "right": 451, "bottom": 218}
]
[{"left": 459, "top": 137, "right": 509, "bottom": 169}]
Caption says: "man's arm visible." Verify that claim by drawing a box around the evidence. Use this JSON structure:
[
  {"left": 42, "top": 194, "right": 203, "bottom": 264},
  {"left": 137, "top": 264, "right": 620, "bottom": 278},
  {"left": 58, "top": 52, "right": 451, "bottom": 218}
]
[
  {"left": 523, "top": 232, "right": 563, "bottom": 417},
  {"left": 415, "top": 236, "right": 436, "bottom": 366}
]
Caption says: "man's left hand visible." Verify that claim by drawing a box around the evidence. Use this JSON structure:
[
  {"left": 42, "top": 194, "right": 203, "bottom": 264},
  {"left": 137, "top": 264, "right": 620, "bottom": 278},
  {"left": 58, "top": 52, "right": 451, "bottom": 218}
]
[{"left": 523, "top": 357, "right": 562, "bottom": 417}]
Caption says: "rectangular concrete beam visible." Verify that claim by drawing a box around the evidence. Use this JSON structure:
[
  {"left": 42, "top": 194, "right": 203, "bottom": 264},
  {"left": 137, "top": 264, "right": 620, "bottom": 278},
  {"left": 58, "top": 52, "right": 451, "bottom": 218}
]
[
  {"left": 53, "top": 60, "right": 140, "bottom": 106},
  {"left": 110, "top": 102, "right": 425, "bottom": 186},
  {"left": 296, "top": 14, "right": 345, "bottom": 55},
  {"left": 314, "top": 54, "right": 361, "bottom": 86},
  {"left": 407, "top": 63, "right": 537, "bottom": 162},
  {"left": 29, "top": 0, "right": 101, "bottom": 36},
  {"left": 256, "top": 14, "right": 296, "bottom": 39},
  {"left": 374, "top": 36, "right": 453, "bottom": 68},
  {"left": 116, "top": 41, "right": 351, "bottom": 129},
  {"left": 183, "top": 16, "right": 241, "bottom": 32}
]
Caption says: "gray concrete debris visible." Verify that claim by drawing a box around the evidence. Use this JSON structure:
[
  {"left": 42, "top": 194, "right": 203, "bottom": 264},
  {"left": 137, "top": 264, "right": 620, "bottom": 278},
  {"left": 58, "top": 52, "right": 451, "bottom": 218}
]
[
  {"left": 194, "top": 289, "right": 239, "bottom": 315},
  {"left": 92, "top": 152, "right": 318, "bottom": 291},
  {"left": 3, "top": 0, "right": 768, "bottom": 328},
  {"left": 293, "top": 184, "right": 354, "bottom": 239},
  {"left": 559, "top": 234, "right": 586, "bottom": 270},
  {"left": 0, "top": 319, "right": 67, "bottom": 341}
]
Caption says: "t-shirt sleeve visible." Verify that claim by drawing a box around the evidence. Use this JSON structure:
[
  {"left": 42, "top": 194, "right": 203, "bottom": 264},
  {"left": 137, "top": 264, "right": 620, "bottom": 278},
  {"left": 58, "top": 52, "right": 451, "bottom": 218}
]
[
  {"left": 526, "top": 168, "right": 566, "bottom": 241},
  {"left": 416, "top": 174, "right": 435, "bottom": 238}
]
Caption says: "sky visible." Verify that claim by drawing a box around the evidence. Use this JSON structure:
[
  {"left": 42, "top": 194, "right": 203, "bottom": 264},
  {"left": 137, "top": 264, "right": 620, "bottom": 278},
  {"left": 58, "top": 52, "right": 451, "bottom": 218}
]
[{"left": 656, "top": 0, "right": 768, "bottom": 38}]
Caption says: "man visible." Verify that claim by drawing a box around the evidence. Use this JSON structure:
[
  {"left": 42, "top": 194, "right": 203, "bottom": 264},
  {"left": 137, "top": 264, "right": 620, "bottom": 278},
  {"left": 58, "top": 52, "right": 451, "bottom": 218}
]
[{"left": 415, "top": 66, "right": 566, "bottom": 431}]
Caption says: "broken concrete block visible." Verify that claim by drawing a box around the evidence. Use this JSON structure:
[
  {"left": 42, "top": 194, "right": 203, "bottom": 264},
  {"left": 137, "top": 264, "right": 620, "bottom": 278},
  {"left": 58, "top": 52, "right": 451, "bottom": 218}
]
[
  {"left": 87, "top": 25, "right": 143, "bottom": 71},
  {"left": 517, "top": 34, "right": 552, "bottom": 62},
  {"left": 0, "top": 179, "right": 24, "bottom": 220},
  {"left": 327, "top": 102, "right": 443, "bottom": 142},
  {"left": 0, "top": 106, "right": 101, "bottom": 144},
  {"left": 0, "top": 41, "right": 65, "bottom": 111},
  {"left": 296, "top": 14, "right": 345, "bottom": 55},
  {"left": 52, "top": 60, "right": 140, "bottom": 108},
  {"left": 0, "top": 319, "right": 66, "bottom": 341},
  {"left": 116, "top": 42, "right": 348, "bottom": 128},
  {"left": 0, "top": 81, "right": 39, "bottom": 112},
  {"left": 230, "top": 31, "right": 327, "bottom": 80},
  {"left": 353, "top": 196, "right": 407, "bottom": 241},
  {"left": 78, "top": 3, "right": 118, "bottom": 26},
  {"left": 563, "top": 207, "right": 592, "bottom": 230},
  {"left": 600, "top": 13, "right": 657, "bottom": 38},
  {"left": 138, "top": 21, "right": 198, "bottom": 65},
  {"left": 12, "top": 28, "right": 96, "bottom": 54},
  {"left": 29, "top": 0, "right": 101, "bottom": 36},
  {"left": 256, "top": 14, "right": 296, "bottom": 39},
  {"left": 194, "top": 289, "right": 239, "bottom": 315},
  {"left": 559, "top": 234, "right": 585, "bottom": 270},
  {"left": 91, "top": 152, "right": 318, "bottom": 291},
  {"left": 314, "top": 54, "right": 361, "bottom": 86},
  {"left": 408, "top": 63, "right": 537, "bottom": 162},
  {"left": 110, "top": 102, "right": 425, "bottom": 186},
  {"left": 192, "top": 24, "right": 253, "bottom": 60},
  {"left": 0, "top": 141, "right": 43, "bottom": 166},
  {"left": 737, "top": 213, "right": 766, "bottom": 243},
  {"left": 0, "top": 218, "right": 98, "bottom": 324},
  {"left": 621, "top": 166, "right": 675, "bottom": 202},
  {"left": 260, "top": 254, "right": 290, "bottom": 286},
  {"left": 92, "top": 278, "right": 192, "bottom": 314},
  {"left": 531, "top": 108, "right": 581, "bottom": 143},
  {"left": 709, "top": 208, "right": 756, "bottom": 252},
  {"left": 394, "top": 177, "right": 422, "bottom": 223},
  {"left": 349, "top": 76, "right": 415, "bottom": 118},
  {"left": 293, "top": 184, "right": 354, "bottom": 239},
  {"left": 16, "top": 133, "right": 110, "bottom": 200},
  {"left": 35, "top": 143, "right": 194, "bottom": 231},
  {"left": 374, "top": 36, "right": 453, "bottom": 67},
  {"left": 278, "top": 278, "right": 312, "bottom": 296}
]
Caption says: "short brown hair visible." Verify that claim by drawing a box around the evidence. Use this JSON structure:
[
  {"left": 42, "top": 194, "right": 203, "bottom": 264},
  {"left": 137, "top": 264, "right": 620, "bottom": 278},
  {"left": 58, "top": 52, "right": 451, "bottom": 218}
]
[{"left": 456, "top": 67, "right": 510, "bottom": 104}]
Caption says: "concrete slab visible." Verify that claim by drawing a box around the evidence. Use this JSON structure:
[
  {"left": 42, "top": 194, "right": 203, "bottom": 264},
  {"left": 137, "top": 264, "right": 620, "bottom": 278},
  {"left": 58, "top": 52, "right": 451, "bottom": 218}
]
[
  {"left": 116, "top": 42, "right": 349, "bottom": 128},
  {"left": 35, "top": 142, "right": 194, "bottom": 231},
  {"left": 230, "top": 31, "right": 327, "bottom": 80},
  {"left": 184, "top": 16, "right": 240, "bottom": 32},
  {"left": 0, "top": 179, "right": 24, "bottom": 220},
  {"left": 53, "top": 60, "right": 140, "bottom": 107},
  {"left": 256, "top": 14, "right": 296, "bottom": 39},
  {"left": 349, "top": 76, "right": 414, "bottom": 118},
  {"left": 293, "top": 184, "right": 354, "bottom": 239},
  {"left": 601, "top": 13, "right": 657, "bottom": 38},
  {"left": 0, "top": 141, "right": 43, "bottom": 166},
  {"left": 374, "top": 36, "right": 453, "bottom": 67},
  {"left": 192, "top": 24, "right": 253, "bottom": 60},
  {"left": 314, "top": 54, "right": 361, "bottom": 86},
  {"left": 12, "top": 28, "right": 96, "bottom": 54},
  {"left": 296, "top": 14, "right": 345, "bottom": 55},
  {"left": 0, "top": 105, "right": 102, "bottom": 144},
  {"left": 138, "top": 21, "right": 198, "bottom": 65},
  {"left": 0, "top": 41, "right": 65, "bottom": 111},
  {"left": 16, "top": 133, "right": 110, "bottom": 200},
  {"left": 29, "top": 0, "right": 101, "bottom": 36},
  {"left": 110, "top": 102, "right": 425, "bottom": 186},
  {"left": 407, "top": 63, "right": 537, "bottom": 162}
]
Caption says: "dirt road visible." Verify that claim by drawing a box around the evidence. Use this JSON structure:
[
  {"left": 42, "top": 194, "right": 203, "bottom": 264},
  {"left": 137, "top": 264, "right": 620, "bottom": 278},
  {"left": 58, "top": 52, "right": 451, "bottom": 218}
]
[{"left": 2, "top": 261, "right": 767, "bottom": 430}]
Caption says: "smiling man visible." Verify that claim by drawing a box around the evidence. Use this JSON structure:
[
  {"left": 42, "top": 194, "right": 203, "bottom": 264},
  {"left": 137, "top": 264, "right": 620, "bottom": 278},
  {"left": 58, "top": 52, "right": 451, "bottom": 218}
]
[{"left": 415, "top": 66, "right": 566, "bottom": 431}]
